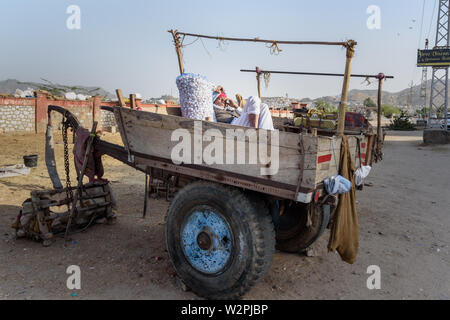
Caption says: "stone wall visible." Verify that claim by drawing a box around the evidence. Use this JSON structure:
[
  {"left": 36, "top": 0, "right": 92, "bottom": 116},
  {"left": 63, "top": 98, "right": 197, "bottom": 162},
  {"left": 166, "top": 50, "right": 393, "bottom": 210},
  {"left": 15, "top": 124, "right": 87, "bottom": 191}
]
[
  {"left": 0, "top": 104, "right": 35, "bottom": 133},
  {"left": 50, "top": 104, "right": 93, "bottom": 129},
  {"left": 101, "top": 109, "right": 117, "bottom": 129}
]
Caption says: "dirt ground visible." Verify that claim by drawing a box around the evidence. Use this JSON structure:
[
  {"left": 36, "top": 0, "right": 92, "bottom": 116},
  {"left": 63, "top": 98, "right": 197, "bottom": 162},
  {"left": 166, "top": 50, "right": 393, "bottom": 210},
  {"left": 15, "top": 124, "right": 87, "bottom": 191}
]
[{"left": 0, "top": 130, "right": 449, "bottom": 300}]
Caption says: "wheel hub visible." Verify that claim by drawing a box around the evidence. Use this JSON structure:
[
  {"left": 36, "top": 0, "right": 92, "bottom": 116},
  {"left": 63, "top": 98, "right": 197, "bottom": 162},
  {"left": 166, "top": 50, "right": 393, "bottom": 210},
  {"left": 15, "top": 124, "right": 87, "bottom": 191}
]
[{"left": 197, "top": 231, "right": 212, "bottom": 250}]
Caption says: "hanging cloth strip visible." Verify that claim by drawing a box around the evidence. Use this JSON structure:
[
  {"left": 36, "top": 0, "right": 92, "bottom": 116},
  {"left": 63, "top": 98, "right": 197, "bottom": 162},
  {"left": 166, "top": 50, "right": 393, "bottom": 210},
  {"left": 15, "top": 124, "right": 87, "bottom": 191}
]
[{"left": 328, "top": 135, "right": 359, "bottom": 264}]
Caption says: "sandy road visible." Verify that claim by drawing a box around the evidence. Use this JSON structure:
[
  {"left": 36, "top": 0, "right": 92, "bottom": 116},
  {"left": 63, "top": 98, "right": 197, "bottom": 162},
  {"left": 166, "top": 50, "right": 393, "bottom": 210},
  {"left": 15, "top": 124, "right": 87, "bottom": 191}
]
[{"left": 0, "top": 130, "right": 449, "bottom": 300}]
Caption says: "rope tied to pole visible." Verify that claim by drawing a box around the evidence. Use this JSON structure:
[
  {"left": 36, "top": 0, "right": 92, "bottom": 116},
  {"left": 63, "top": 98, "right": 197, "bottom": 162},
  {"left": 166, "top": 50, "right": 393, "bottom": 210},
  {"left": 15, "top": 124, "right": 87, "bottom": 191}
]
[
  {"left": 344, "top": 40, "right": 357, "bottom": 58},
  {"left": 217, "top": 36, "right": 229, "bottom": 51},
  {"left": 376, "top": 73, "right": 386, "bottom": 81},
  {"left": 266, "top": 41, "right": 283, "bottom": 55}
]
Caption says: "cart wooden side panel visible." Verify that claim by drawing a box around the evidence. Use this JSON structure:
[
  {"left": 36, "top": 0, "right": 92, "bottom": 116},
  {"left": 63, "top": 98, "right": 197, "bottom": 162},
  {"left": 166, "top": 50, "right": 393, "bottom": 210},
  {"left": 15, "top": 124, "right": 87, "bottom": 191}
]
[
  {"left": 113, "top": 107, "right": 322, "bottom": 200},
  {"left": 315, "top": 134, "right": 369, "bottom": 185}
]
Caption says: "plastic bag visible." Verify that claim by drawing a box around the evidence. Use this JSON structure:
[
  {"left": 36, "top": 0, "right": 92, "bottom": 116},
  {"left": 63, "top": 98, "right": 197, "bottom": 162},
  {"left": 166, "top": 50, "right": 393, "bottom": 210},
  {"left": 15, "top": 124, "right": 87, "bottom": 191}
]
[
  {"left": 354, "top": 165, "right": 371, "bottom": 186},
  {"left": 324, "top": 174, "right": 352, "bottom": 195}
]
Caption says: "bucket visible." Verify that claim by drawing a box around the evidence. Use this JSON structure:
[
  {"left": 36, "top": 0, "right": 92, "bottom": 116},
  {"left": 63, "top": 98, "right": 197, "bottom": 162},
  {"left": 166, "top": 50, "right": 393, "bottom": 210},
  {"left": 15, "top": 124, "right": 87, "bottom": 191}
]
[{"left": 23, "top": 155, "right": 38, "bottom": 168}]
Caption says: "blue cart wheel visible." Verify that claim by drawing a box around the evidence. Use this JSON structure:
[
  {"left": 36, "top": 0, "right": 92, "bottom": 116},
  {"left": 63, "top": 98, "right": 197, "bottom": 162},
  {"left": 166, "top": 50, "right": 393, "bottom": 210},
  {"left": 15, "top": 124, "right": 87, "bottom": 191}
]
[
  {"left": 165, "top": 181, "right": 275, "bottom": 299},
  {"left": 181, "top": 208, "right": 232, "bottom": 274}
]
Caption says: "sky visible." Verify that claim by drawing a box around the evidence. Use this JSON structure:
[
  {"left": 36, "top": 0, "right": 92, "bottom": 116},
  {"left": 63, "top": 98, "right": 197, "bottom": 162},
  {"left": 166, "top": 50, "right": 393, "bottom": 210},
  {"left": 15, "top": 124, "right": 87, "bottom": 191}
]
[{"left": 0, "top": 0, "right": 439, "bottom": 100}]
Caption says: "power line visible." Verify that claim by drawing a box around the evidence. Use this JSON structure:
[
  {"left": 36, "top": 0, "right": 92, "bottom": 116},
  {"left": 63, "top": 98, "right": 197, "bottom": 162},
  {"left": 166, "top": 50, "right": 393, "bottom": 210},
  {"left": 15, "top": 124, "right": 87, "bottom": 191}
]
[
  {"left": 418, "top": 0, "right": 426, "bottom": 48},
  {"left": 412, "top": 1, "right": 427, "bottom": 83},
  {"left": 427, "top": 0, "right": 438, "bottom": 40}
]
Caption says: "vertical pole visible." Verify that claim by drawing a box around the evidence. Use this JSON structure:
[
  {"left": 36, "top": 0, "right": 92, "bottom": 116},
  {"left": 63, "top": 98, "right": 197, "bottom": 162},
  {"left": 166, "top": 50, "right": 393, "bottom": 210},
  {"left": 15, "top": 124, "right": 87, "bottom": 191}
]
[
  {"left": 130, "top": 94, "right": 136, "bottom": 109},
  {"left": 169, "top": 30, "right": 184, "bottom": 75},
  {"left": 376, "top": 75, "right": 383, "bottom": 158},
  {"left": 446, "top": 0, "right": 450, "bottom": 131},
  {"left": 116, "top": 89, "right": 126, "bottom": 107},
  {"left": 429, "top": 69, "right": 435, "bottom": 126},
  {"left": 255, "top": 67, "right": 262, "bottom": 98},
  {"left": 257, "top": 74, "right": 261, "bottom": 98},
  {"left": 143, "top": 172, "right": 148, "bottom": 218},
  {"left": 445, "top": 68, "right": 449, "bottom": 130},
  {"left": 337, "top": 40, "right": 356, "bottom": 136}
]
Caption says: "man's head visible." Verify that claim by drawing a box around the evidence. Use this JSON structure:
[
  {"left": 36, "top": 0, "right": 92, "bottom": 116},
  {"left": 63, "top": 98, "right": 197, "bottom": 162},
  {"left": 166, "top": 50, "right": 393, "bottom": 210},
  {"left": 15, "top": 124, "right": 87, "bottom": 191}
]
[{"left": 213, "top": 90, "right": 227, "bottom": 107}]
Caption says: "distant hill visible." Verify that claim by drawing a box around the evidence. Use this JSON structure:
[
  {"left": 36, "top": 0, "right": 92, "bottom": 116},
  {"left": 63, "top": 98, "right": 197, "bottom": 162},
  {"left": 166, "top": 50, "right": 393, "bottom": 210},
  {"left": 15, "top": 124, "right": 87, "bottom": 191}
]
[
  {"left": 263, "top": 80, "right": 436, "bottom": 109},
  {"left": 315, "top": 80, "right": 435, "bottom": 108},
  {"left": 0, "top": 79, "right": 115, "bottom": 99}
]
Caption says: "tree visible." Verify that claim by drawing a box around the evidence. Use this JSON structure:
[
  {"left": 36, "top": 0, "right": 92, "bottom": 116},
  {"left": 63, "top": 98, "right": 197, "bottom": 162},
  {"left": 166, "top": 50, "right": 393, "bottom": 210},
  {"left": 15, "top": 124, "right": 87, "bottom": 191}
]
[
  {"left": 415, "top": 107, "right": 429, "bottom": 119},
  {"left": 363, "top": 97, "right": 377, "bottom": 109},
  {"left": 381, "top": 104, "right": 401, "bottom": 118},
  {"left": 314, "top": 100, "right": 338, "bottom": 113},
  {"left": 389, "top": 111, "right": 416, "bottom": 130}
]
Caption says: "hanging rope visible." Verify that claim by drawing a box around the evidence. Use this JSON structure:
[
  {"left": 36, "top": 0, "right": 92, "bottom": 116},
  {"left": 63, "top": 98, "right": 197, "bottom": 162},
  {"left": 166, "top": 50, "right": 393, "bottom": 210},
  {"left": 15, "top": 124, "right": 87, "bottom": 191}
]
[
  {"left": 181, "top": 36, "right": 200, "bottom": 47},
  {"left": 217, "top": 37, "right": 229, "bottom": 51},
  {"left": 263, "top": 72, "right": 271, "bottom": 89},
  {"left": 200, "top": 38, "right": 212, "bottom": 58},
  {"left": 266, "top": 41, "right": 283, "bottom": 55},
  {"left": 361, "top": 76, "right": 371, "bottom": 86}
]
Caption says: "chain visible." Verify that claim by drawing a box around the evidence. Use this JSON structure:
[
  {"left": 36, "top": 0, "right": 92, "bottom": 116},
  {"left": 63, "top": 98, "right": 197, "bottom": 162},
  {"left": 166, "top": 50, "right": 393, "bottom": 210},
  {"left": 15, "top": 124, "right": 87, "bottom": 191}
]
[{"left": 62, "top": 119, "right": 74, "bottom": 210}]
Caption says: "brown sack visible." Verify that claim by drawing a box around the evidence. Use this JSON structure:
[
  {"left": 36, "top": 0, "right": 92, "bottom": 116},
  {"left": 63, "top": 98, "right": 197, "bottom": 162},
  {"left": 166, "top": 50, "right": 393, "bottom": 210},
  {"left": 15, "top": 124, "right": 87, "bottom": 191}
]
[{"left": 328, "top": 135, "right": 359, "bottom": 264}]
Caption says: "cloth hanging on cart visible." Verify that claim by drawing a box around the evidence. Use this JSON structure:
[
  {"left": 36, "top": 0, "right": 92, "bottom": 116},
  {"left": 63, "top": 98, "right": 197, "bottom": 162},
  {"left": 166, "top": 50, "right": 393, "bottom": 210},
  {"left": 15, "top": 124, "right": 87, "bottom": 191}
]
[
  {"left": 73, "top": 127, "right": 104, "bottom": 182},
  {"left": 328, "top": 135, "right": 359, "bottom": 264}
]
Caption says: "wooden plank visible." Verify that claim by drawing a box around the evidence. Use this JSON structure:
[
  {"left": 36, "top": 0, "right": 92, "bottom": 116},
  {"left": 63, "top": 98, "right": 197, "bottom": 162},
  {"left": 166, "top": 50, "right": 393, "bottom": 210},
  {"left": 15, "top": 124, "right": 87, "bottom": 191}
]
[
  {"left": 113, "top": 108, "right": 132, "bottom": 155},
  {"left": 115, "top": 89, "right": 126, "bottom": 107},
  {"left": 130, "top": 94, "right": 136, "bottom": 109}
]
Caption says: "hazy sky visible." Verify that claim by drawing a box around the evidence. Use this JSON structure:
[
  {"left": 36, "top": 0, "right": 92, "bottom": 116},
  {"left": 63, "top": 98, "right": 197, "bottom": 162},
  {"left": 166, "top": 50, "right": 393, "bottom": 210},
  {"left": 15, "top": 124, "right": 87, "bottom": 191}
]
[{"left": 0, "top": 0, "right": 438, "bottom": 99}]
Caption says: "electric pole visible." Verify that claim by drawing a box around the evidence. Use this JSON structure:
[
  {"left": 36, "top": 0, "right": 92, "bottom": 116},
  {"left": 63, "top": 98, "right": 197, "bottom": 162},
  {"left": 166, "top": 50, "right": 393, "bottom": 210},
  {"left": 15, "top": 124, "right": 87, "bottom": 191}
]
[
  {"left": 408, "top": 81, "right": 414, "bottom": 113},
  {"left": 420, "top": 39, "right": 429, "bottom": 119},
  {"left": 429, "top": 0, "right": 449, "bottom": 128}
]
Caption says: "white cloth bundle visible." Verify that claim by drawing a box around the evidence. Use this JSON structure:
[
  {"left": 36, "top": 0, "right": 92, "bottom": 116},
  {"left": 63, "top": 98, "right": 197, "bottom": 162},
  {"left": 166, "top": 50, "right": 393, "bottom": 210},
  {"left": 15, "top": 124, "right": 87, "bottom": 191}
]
[
  {"left": 231, "top": 96, "right": 275, "bottom": 130},
  {"left": 176, "top": 73, "right": 214, "bottom": 120},
  {"left": 354, "top": 165, "right": 371, "bottom": 186}
]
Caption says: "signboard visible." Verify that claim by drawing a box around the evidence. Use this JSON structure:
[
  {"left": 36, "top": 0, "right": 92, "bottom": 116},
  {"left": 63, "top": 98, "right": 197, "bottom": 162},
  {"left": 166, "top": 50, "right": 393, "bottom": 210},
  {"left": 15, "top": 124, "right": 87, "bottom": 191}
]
[{"left": 417, "top": 49, "right": 450, "bottom": 67}]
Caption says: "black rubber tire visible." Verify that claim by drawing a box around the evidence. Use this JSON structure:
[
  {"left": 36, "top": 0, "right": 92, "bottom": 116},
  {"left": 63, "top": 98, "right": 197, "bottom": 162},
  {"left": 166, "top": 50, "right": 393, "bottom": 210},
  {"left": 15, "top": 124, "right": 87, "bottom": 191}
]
[
  {"left": 275, "top": 202, "right": 329, "bottom": 253},
  {"left": 165, "top": 181, "right": 275, "bottom": 299}
]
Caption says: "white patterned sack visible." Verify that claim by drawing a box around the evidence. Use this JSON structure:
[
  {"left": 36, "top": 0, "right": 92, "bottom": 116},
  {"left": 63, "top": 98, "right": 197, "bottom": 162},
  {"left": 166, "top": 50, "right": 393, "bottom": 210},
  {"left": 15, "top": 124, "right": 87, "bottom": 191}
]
[{"left": 176, "top": 73, "right": 214, "bottom": 120}]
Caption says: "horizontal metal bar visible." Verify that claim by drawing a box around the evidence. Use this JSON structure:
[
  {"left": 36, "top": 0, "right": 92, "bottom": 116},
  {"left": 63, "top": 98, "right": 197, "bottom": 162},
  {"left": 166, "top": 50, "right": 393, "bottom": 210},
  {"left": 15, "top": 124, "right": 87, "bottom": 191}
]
[
  {"left": 173, "top": 30, "right": 349, "bottom": 46},
  {"left": 240, "top": 69, "right": 394, "bottom": 79}
]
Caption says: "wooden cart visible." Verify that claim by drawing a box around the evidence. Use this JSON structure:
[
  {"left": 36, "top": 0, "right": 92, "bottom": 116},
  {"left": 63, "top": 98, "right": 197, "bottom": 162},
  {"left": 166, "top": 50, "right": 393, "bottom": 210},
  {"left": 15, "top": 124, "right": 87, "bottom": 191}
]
[
  {"left": 43, "top": 32, "right": 384, "bottom": 299},
  {"left": 47, "top": 102, "right": 377, "bottom": 299}
]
